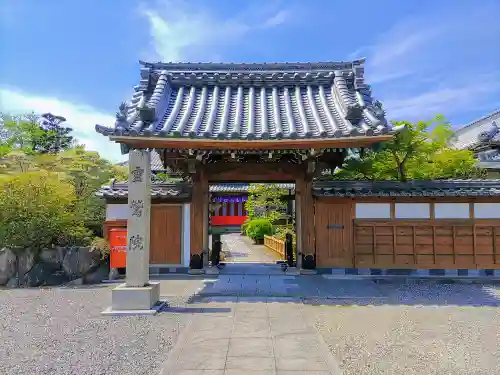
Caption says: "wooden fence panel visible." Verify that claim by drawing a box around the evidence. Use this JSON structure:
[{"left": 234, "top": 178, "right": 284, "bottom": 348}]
[
  {"left": 354, "top": 220, "right": 500, "bottom": 269},
  {"left": 150, "top": 205, "right": 182, "bottom": 265},
  {"left": 315, "top": 201, "right": 354, "bottom": 267},
  {"left": 264, "top": 235, "right": 285, "bottom": 258}
]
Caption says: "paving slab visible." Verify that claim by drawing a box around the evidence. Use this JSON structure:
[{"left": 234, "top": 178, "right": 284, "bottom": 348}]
[
  {"left": 221, "top": 233, "right": 283, "bottom": 264},
  {"left": 159, "top": 298, "right": 342, "bottom": 375}
]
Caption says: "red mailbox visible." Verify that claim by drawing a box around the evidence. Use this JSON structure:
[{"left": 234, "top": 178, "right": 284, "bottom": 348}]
[{"left": 109, "top": 228, "right": 127, "bottom": 268}]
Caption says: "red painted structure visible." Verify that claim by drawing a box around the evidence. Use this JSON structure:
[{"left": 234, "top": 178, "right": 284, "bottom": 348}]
[
  {"left": 211, "top": 198, "right": 248, "bottom": 227},
  {"left": 211, "top": 215, "right": 248, "bottom": 226},
  {"left": 109, "top": 228, "right": 127, "bottom": 268}
]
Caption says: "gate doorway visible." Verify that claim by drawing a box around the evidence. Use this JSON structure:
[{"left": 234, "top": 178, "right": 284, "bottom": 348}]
[{"left": 208, "top": 182, "right": 296, "bottom": 274}]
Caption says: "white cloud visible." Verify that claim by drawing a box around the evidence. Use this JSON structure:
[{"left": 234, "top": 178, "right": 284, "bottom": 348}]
[
  {"left": 140, "top": 0, "right": 294, "bottom": 62},
  {"left": 0, "top": 88, "right": 125, "bottom": 162},
  {"left": 356, "top": 3, "right": 500, "bottom": 123},
  {"left": 384, "top": 75, "right": 500, "bottom": 120}
]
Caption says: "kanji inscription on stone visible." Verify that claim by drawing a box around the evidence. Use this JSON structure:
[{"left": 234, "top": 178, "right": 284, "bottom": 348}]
[
  {"left": 131, "top": 166, "right": 145, "bottom": 183},
  {"left": 129, "top": 235, "right": 144, "bottom": 252},
  {"left": 130, "top": 199, "right": 144, "bottom": 217}
]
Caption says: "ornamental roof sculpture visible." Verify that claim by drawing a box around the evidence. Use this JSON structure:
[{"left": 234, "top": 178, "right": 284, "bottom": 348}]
[
  {"left": 95, "top": 60, "right": 395, "bottom": 142},
  {"left": 450, "top": 109, "right": 500, "bottom": 169},
  {"left": 450, "top": 109, "right": 500, "bottom": 149}
]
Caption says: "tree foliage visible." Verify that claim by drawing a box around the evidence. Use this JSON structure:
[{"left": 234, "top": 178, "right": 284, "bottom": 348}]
[
  {"left": 332, "top": 115, "right": 485, "bottom": 181},
  {"left": 245, "top": 184, "right": 288, "bottom": 224},
  {"left": 0, "top": 171, "right": 91, "bottom": 252},
  {"left": 0, "top": 112, "right": 125, "bottom": 247}
]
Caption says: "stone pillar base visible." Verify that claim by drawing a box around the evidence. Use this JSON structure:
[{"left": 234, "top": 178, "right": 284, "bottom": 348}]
[
  {"left": 285, "top": 267, "right": 300, "bottom": 276},
  {"left": 205, "top": 266, "right": 220, "bottom": 275},
  {"left": 188, "top": 269, "right": 205, "bottom": 275},
  {"left": 102, "top": 282, "right": 165, "bottom": 316}
]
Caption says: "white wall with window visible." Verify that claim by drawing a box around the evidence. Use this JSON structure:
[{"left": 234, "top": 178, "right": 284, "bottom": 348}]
[
  {"left": 474, "top": 203, "right": 500, "bottom": 218},
  {"left": 355, "top": 203, "right": 391, "bottom": 219},
  {"left": 394, "top": 203, "right": 430, "bottom": 219},
  {"left": 434, "top": 203, "right": 470, "bottom": 219},
  {"left": 106, "top": 204, "right": 129, "bottom": 220}
]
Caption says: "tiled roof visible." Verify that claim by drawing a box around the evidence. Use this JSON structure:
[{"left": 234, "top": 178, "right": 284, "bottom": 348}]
[
  {"left": 118, "top": 149, "right": 165, "bottom": 171},
  {"left": 97, "top": 181, "right": 191, "bottom": 199},
  {"left": 450, "top": 109, "right": 500, "bottom": 149},
  {"left": 97, "top": 180, "right": 500, "bottom": 199},
  {"left": 95, "top": 60, "right": 397, "bottom": 141},
  {"left": 313, "top": 180, "right": 500, "bottom": 197},
  {"left": 210, "top": 183, "right": 295, "bottom": 193}
]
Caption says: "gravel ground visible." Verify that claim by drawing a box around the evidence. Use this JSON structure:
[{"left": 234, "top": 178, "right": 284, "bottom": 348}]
[
  {"left": 303, "top": 281, "right": 500, "bottom": 375},
  {"left": 0, "top": 279, "right": 205, "bottom": 375},
  {"left": 2, "top": 275, "right": 500, "bottom": 375}
]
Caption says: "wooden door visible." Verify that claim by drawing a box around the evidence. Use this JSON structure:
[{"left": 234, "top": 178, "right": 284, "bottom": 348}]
[
  {"left": 150, "top": 205, "right": 182, "bottom": 265},
  {"left": 315, "top": 200, "right": 354, "bottom": 267}
]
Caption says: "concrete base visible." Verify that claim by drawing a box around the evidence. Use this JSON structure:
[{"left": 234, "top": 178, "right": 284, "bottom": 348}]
[
  {"left": 101, "top": 301, "right": 167, "bottom": 316},
  {"left": 285, "top": 267, "right": 300, "bottom": 276},
  {"left": 300, "top": 269, "right": 318, "bottom": 275},
  {"left": 108, "top": 281, "right": 161, "bottom": 312},
  {"left": 188, "top": 269, "right": 205, "bottom": 275},
  {"left": 205, "top": 267, "right": 220, "bottom": 275}
]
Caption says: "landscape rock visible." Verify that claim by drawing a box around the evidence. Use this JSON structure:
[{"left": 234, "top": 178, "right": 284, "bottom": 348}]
[
  {"left": 0, "top": 248, "right": 17, "bottom": 285},
  {"left": 55, "top": 246, "right": 69, "bottom": 263},
  {"left": 66, "top": 277, "right": 83, "bottom": 286},
  {"left": 24, "top": 262, "right": 58, "bottom": 287},
  {"left": 6, "top": 277, "right": 19, "bottom": 288},
  {"left": 62, "top": 247, "right": 100, "bottom": 278},
  {"left": 40, "top": 248, "right": 62, "bottom": 267},
  {"left": 17, "top": 250, "right": 36, "bottom": 277},
  {"left": 108, "top": 268, "right": 120, "bottom": 280},
  {"left": 84, "top": 264, "right": 109, "bottom": 284},
  {"left": 43, "top": 270, "right": 70, "bottom": 286}
]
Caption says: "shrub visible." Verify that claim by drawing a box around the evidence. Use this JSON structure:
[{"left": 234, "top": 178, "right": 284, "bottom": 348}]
[
  {"left": 90, "top": 237, "right": 110, "bottom": 260},
  {"left": 245, "top": 218, "right": 273, "bottom": 242},
  {"left": 0, "top": 171, "right": 90, "bottom": 253},
  {"left": 274, "top": 225, "right": 296, "bottom": 243},
  {"left": 241, "top": 218, "right": 250, "bottom": 235}
]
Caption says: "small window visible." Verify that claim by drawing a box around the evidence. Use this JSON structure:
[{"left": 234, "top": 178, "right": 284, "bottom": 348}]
[
  {"left": 435, "top": 203, "right": 470, "bottom": 219},
  {"left": 395, "top": 203, "right": 430, "bottom": 219},
  {"left": 474, "top": 203, "right": 500, "bottom": 218},
  {"left": 355, "top": 203, "right": 391, "bottom": 219}
]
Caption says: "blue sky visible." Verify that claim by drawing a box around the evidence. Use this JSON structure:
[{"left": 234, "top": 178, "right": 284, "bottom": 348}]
[{"left": 1, "top": 0, "right": 500, "bottom": 162}]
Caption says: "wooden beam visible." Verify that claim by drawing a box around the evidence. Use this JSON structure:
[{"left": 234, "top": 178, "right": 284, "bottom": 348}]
[
  {"left": 190, "top": 170, "right": 206, "bottom": 259},
  {"left": 204, "top": 162, "right": 303, "bottom": 181},
  {"left": 109, "top": 135, "right": 393, "bottom": 151},
  {"left": 297, "top": 178, "right": 315, "bottom": 259}
]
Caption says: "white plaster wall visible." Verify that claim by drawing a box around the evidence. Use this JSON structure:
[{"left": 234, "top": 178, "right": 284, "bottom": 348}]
[
  {"left": 106, "top": 204, "right": 129, "bottom": 220},
  {"left": 474, "top": 203, "right": 500, "bottom": 218},
  {"left": 355, "top": 203, "right": 391, "bottom": 219},
  {"left": 182, "top": 204, "right": 191, "bottom": 267},
  {"left": 395, "top": 203, "right": 430, "bottom": 219},
  {"left": 435, "top": 203, "right": 470, "bottom": 219}
]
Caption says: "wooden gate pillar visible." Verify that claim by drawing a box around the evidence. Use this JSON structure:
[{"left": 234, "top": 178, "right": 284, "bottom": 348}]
[
  {"left": 190, "top": 169, "right": 208, "bottom": 268},
  {"left": 296, "top": 178, "right": 315, "bottom": 269}
]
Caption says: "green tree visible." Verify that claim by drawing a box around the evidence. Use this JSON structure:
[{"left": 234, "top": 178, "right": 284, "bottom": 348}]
[
  {"left": 245, "top": 184, "right": 288, "bottom": 224},
  {"left": 0, "top": 171, "right": 91, "bottom": 252},
  {"left": 333, "top": 115, "right": 484, "bottom": 181},
  {"left": 35, "top": 113, "right": 74, "bottom": 153}
]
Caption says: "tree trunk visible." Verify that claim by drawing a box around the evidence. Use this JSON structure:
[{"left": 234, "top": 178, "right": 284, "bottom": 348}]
[{"left": 398, "top": 162, "right": 407, "bottom": 182}]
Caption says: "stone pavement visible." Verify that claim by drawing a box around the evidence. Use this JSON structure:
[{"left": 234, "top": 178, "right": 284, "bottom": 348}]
[
  {"left": 196, "top": 272, "right": 385, "bottom": 299},
  {"left": 159, "top": 297, "right": 342, "bottom": 375},
  {"left": 221, "top": 233, "right": 282, "bottom": 263}
]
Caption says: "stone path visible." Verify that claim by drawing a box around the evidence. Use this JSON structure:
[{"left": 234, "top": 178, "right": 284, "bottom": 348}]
[
  {"left": 159, "top": 297, "right": 342, "bottom": 375},
  {"left": 221, "top": 233, "right": 282, "bottom": 264}
]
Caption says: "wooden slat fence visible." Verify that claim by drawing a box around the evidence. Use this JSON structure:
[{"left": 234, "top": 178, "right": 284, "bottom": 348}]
[
  {"left": 354, "top": 220, "right": 500, "bottom": 269},
  {"left": 264, "top": 235, "right": 286, "bottom": 258}
]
